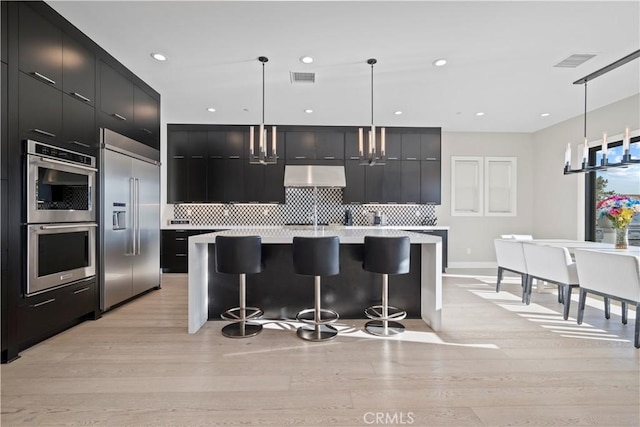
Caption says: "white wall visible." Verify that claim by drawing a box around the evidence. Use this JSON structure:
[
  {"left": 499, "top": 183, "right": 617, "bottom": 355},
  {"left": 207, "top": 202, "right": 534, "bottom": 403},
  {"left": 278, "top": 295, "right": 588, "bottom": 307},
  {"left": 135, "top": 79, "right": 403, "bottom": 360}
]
[
  {"left": 531, "top": 94, "right": 640, "bottom": 240},
  {"left": 436, "top": 132, "right": 534, "bottom": 267}
]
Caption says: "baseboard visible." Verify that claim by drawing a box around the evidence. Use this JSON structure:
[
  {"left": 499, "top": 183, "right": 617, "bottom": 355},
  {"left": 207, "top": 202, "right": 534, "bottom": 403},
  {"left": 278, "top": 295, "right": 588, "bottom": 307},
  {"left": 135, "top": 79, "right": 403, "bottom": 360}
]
[{"left": 448, "top": 262, "right": 497, "bottom": 269}]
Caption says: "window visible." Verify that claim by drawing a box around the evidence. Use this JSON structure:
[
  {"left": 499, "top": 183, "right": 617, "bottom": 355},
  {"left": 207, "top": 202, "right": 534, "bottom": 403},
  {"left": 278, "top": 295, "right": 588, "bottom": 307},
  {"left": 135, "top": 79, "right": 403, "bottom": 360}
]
[
  {"left": 451, "top": 156, "right": 483, "bottom": 216},
  {"left": 485, "top": 157, "right": 517, "bottom": 216}
]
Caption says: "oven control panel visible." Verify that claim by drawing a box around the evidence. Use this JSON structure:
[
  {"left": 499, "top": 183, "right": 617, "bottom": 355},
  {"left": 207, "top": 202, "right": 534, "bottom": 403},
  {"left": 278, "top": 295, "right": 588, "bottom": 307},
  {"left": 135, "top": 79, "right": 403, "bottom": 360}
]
[{"left": 27, "top": 140, "right": 96, "bottom": 167}]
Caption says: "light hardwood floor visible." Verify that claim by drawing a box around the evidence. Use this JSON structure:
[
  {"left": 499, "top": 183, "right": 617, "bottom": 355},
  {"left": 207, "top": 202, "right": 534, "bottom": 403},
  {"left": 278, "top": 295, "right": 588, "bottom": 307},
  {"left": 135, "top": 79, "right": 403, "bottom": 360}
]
[{"left": 2, "top": 272, "right": 639, "bottom": 426}]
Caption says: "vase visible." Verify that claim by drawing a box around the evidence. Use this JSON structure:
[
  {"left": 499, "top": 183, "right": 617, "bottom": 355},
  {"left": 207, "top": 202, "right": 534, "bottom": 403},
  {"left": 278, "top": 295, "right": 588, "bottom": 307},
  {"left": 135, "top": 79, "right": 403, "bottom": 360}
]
[{"left": 615, "top": 227, "right": 629, "bottom": 249}]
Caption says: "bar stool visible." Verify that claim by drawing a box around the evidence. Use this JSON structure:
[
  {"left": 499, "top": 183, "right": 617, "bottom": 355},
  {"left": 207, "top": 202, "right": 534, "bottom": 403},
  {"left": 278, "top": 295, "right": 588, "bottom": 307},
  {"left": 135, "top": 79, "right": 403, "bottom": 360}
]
[
  {"left": 292, "top": 236, "right": 340, "bottom": 341},
  {"left": 363, "top": 236, "right": 410, "bottom": 336},
  {"left": 215, "top": 235, "right": 264, "bottom": 338}
]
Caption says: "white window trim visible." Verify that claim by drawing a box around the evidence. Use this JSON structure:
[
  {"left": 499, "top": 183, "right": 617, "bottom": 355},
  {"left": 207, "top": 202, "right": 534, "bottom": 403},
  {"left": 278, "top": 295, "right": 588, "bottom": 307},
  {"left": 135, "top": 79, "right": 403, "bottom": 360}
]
[{"left": 484, "top": 156, "right": 517, "bottom": 217}]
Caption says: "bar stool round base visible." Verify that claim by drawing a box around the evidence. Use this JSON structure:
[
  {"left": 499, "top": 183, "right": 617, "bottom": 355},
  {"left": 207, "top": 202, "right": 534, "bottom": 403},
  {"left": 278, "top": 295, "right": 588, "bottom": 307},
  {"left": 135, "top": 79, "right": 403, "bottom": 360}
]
[
  {"left": 296, "top": 324, "right": 338, "bottom": 342},
  {"left": 221, "top": 322, "right": 263, "bottom": 338},
  {"left": 365, "top": 320, "right": 405, "bottom": 336}
]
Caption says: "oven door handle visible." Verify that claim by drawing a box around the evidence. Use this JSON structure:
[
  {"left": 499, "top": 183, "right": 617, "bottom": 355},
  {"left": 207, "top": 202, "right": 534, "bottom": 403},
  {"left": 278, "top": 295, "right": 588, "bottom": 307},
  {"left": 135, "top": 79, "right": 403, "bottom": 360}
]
[
  {"left": 36, "top": 157, "right": 98, "bottom": 172},
  {"left": 39, "top": 223, "right": 98, "bottom": 230}
]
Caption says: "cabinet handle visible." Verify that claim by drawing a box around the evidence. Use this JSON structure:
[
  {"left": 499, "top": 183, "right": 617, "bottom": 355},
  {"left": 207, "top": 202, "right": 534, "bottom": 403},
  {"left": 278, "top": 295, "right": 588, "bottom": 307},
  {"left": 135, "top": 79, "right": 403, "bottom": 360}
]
[
  {"left": 32, "top": 72, "right": 56, "bottom": 85},
  {"left": 175, "top": 238, "right": 186, "bottom": 241},
  {"left": 73, "top": 287, "right": 91, "bottom": 295},
  {"left": 69, "top": 140, "right": 90, "bottom": 148},
  {"left": 425, "top": 157, "right": 437, "bottom": 161},
  {"left": 173, "top": 156, "right": 185, "bottom": 159},
  {"left": 191, "top": 156, "right": 204, "bottom": 159},
  {"left": 71, "top": 92, "right": 91, "bottom": 103},
  {"left": 388, "top": 157, "right": 399, "bottom": 160},
  {"left": 350, "top": 156, "right": 360, "bottom": 160},
  {"left": 295, "top": 156, "right": 306, "bottom": 159},
  {"left": 29, "top": 298, "right": 56, "bottom": 308},
  {"left": 324, "top": 156, "right": 335, "bottom": 160},
  {"left": 210, "top": 155, "right": 222, "bottom": 159},
  {"left": 141, "top": 128, "right": 153, "bottom": 134},
  {"left": 112, "top": 113, "right": 127, "bottom": 121},
  {"left": 175, "top": 253, "right": 187, "bottom": 257},
  {"left": 406, "top": 157, "right": 417, "bottom": 160},
  {"left": 33, "top": 129, "right": 56, "bottom": 138},
  {"left": 228, "top": 156, "right": 240, "bottom": 159}
]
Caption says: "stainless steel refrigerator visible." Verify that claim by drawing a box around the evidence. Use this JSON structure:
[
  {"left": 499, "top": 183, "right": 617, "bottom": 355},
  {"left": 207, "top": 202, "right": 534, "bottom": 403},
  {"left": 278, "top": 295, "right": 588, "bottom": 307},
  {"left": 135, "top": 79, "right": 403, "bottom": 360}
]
[{"left": 100, "top": 128, "right": 160, "bottom": 310}]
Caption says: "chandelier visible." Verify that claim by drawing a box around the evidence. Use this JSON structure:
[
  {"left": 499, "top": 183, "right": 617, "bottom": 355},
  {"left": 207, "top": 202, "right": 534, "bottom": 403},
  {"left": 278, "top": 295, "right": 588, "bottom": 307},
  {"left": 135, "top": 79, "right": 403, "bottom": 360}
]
[
  {"left": 249, "top": 56, "right": 277, "bottom": 165},
  {"left": 359, "top": 58, "right": 386, "bottom": 166}
]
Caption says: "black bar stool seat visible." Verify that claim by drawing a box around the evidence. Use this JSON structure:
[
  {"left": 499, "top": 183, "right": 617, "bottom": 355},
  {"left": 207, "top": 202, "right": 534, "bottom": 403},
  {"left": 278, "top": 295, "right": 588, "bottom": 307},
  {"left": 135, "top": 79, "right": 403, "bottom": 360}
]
[
  {"left": 363, "top": 236, "right": 410, "bottom": 336},
  {"left": 215, "top": 235, "right": 264, "bottom": 338},
  {"left": 292, "top": 236, "right": 340, "bottom": 342}
]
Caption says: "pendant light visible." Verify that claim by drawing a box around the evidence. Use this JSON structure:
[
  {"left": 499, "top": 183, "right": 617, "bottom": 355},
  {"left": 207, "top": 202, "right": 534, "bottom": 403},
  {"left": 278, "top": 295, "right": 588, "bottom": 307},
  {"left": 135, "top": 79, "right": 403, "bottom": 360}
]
[
  {"left": 359, "top": 58, "right": 386, "bottom": 166},
  {"left": 249, "top": 56, "right": 277, "bottom": 165}
]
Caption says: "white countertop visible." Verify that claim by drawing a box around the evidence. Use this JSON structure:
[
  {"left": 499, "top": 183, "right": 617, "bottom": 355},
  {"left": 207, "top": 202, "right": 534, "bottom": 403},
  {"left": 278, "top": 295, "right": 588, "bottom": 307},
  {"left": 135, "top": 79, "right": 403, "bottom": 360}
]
[
  {"left": 165, "top": 224, "right": 449, "bottom": 231},
  {"left": 189, "top": 227, "right": 442, "bottom": 244}
]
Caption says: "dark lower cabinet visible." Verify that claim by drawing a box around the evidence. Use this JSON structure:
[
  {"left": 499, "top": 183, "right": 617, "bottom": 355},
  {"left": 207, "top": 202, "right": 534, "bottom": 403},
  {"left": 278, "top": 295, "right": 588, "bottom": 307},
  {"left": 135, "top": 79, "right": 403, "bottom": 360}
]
[
  {"left": 17, "top": 279, "right": 97, "bottom": 349},
  {"left": 162, "top": 230, "right": 217, "bottom": 273}
]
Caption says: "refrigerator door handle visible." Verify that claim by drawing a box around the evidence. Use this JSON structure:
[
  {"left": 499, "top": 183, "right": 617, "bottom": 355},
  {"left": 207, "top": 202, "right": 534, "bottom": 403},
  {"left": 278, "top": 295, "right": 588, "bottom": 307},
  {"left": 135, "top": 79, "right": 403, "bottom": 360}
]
[
  {"left": 130, "top": 177, "right": 136, "bottom": 255},
  {"left": 135, "top": 177, "right": 141, "bottom": 255}
]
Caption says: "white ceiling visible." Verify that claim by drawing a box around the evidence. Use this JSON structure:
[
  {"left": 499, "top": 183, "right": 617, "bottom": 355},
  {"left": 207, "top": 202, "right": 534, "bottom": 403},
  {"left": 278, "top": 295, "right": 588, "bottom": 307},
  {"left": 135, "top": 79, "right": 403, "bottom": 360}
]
[{"left": 48, "top": 1, "right": 640, "bottom": 133}]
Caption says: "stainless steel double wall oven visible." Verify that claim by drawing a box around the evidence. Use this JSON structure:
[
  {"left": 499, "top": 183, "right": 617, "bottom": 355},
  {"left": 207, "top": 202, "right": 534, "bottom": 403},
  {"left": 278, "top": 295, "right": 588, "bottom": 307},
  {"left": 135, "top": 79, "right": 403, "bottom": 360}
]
[{"left": 26, "top": 140, "right": 97, "bottom": 294}]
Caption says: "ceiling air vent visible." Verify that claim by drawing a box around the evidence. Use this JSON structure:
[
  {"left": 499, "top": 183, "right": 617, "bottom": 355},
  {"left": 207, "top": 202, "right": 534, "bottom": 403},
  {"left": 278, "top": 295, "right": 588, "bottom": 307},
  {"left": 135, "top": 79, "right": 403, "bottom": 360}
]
[
  {"left": 553, "top": 54, "right": 596, "bottom": 68},
  {"left": 290, "top": 71, "right": 315, "bottom": 83}
]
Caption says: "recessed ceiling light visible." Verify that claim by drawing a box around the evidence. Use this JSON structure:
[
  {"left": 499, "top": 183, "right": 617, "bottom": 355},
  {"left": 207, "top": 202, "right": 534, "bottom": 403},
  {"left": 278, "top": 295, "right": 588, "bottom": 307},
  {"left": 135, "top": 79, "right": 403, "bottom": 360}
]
[
  {"left": 304, "top": 109, "right": 313, "bottom": 114},
  {"left": 433, "top": 58, "right": 447, "bottom": 67},
  {"left": 300, "top": 56, "right": 314, "bottom": 64},
  {"left": 206, "top": 108, "right": 216, "bottom": 112},
  {"left": 394, "top": 111, "right": 403, "bottom": 115},
  {"left": 541, "top": 112, "right": 550, "bottom": 117},
  {"left": 476, "top": 112, "right": 485, "bottom": 116},
  {"left": 150, "top": 52, "right": 167, "bottom": 61}
]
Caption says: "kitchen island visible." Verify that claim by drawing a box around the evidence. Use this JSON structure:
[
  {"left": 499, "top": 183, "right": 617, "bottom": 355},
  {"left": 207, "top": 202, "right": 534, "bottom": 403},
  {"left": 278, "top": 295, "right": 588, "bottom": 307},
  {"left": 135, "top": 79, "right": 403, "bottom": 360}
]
[{"left": 188, "top": 227, "right": 442, "bottom": 334}]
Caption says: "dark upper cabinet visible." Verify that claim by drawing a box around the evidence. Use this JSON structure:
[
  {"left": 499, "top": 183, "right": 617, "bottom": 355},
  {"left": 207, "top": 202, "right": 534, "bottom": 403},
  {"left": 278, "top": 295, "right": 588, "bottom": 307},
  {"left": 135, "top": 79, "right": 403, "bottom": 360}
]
[
  {"left": 1, "top": 62, "right": 7, "bottom": 180},
  {"left": 100, "top": 61, "right": 133, "bottom": 130},
  {"left": 315, "top": 132, "right": 344, "bottom": 160},
  {"left": 344, "top": 160, "right": 365, "bottom": 203},
  {"left": 421, "top": 132, "right": 440, "bottom": 160},
  {"left": 383, "top": 160, "right": 402, "bottom": 203},
  {"left": 206, "top": 158, "right": 226, "bottom": 202},
  {"left": 167, "top": 131, "right": 189, "bottom": 203},
  {"left": 384, "top": 133, "right": 402, "bottom": 160},
  {"left": 19, "top": 72, "right": 62, "bottom": 142},
  {"left": 225, "top": 158, "right": 244, "bottom": 202},
  {"left": 365, "top": 165, "right": 384, "bottom": 203},
  {"left": 2, "top": 2, "right": 7, "bottom": 64},
  {"left": 401, "top": 161, "right": 421, "bottom": 203},
  {"left": 263, "top": 162, "right": 285, "bottom": 203},
  {"left": 401, "top": 133, "right": 421, "bottom": 160},
  {"left": 62, "top": 94, "right": 96, "bottom": 154},
  {"left": 134, "top": 86, "right": 160, "bottom": 149},
  {"left": 344, "top": 131, "right": 360, "bottom": 160},
  {"left": 421, "top": 160, "right": 441, "bottom": 204},
  {"left": 187, "top": 132, "right": 208, "bottom": 202},
  {"left": 226, "top": 130, "right": 246, "bottom": 158},
  {"left": 62, "top": 34, "right": 95, "bottom": 106},
  {"left": 168, "top": 131, "right": 189, "bottom": 156},
  {"left": 243, "top": 163, "right": 264, "bottom": 202},
  {"left": 19, "top": 3, "right": 63, "bottom": 90},
  {"left": 208, "top": 131, "right": 226, "bottom": 158},
  {"left": 285, "top": 131, "right": 315, "bottom": 160}
]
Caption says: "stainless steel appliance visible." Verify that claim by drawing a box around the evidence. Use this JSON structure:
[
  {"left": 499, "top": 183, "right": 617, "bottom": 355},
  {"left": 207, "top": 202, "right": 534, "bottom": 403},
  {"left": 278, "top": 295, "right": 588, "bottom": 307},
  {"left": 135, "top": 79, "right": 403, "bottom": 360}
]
[
  {"left": 100, "top": 129, "right": 160, "bottom": 310},
  {"left": 26, "top": 140, "right": 96, "bottom": 223},
  {"left": 27, "top": 222, "right": 97, "bottom": 294}
]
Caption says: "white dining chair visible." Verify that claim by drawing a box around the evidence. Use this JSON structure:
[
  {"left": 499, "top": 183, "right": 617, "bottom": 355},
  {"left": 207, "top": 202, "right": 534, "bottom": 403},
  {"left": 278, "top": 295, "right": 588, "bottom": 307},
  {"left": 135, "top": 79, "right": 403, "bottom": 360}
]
[
  {"left": 494, "top": 239, "right": 528, "bottom": 302},
  {"left": 521, "top": 243, "right": 579, "bottom": 319},
  {"left": 574, "top": 249, "right": 640, "bottom": 349}
]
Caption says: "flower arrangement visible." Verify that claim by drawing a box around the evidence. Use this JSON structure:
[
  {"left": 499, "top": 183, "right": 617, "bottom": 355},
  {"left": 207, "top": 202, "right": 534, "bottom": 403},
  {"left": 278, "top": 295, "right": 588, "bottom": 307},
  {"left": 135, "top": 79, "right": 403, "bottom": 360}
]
[{"left": 596, "top": 195, "right": 640, "bottom": 229}]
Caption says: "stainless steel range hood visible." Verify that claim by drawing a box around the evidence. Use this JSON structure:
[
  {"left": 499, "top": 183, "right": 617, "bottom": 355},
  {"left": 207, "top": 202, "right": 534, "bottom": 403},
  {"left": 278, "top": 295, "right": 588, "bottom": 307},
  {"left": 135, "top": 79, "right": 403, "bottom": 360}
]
[{"left": 283, "top": 165, "right": 346, "bottom": 188}]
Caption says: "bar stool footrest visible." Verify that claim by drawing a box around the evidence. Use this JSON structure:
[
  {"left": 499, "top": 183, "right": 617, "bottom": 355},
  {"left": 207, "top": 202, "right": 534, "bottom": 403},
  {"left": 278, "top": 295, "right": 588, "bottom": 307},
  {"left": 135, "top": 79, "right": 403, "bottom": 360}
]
[
  {"left": 221, "top": 306, "right": 264, "bottom": 322},
  {"left": 296, "top": 308, "right": 339, "bottom": 325},
  {"left": 297, "top": 324, "right": 338, "bottom": 341},
  {"left": 365, "top": 320, "right": 405, "bottom": 336},
  {"left": 364, "top": 305, "right": 407, "bottom": 321},
  {"left": 221, "top": 321, "right": 263, "bottom": 338}
]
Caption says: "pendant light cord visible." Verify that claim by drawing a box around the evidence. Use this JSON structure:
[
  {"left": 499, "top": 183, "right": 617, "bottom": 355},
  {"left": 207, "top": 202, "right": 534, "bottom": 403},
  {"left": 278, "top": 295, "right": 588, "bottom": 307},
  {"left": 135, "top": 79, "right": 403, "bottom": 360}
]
[
  {"left": 371, "top": 61, "right": 374, "bottom": 126},
  {"left": 583, "top": 81, "right": 587, "bottom": 138},
  {"left": 262, "top": 61, "right": 265, "bottom": 124}
]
